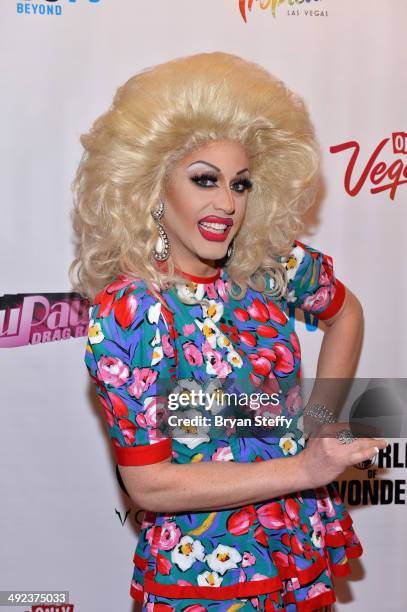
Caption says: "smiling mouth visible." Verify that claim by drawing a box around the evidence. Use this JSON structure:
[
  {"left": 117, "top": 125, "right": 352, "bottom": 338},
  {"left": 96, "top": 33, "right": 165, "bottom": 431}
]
[{"left": 198, "top": 221, "right": 230, "bottom": 233}]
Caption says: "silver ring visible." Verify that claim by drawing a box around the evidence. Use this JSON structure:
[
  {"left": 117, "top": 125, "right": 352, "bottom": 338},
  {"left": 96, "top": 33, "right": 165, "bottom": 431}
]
[{"left": 336, "top": 429, "right": 356, "bottom": 444}]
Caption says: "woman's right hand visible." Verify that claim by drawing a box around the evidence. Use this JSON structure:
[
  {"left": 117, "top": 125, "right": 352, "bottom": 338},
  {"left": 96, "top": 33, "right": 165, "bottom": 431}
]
[{"left": 296, "top": 421, "right": 388, "bottom": 490}]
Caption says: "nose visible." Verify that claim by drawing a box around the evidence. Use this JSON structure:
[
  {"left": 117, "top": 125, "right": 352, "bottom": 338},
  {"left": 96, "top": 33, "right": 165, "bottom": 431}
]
[{"left": 214, "top": 184, "right": 235, "bottom": 214}]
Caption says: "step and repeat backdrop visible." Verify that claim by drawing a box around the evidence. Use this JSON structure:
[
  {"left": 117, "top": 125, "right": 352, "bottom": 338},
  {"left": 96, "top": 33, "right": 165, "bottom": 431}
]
[{"left": 1, "top": 1, "right": 406, "bottom": 611}]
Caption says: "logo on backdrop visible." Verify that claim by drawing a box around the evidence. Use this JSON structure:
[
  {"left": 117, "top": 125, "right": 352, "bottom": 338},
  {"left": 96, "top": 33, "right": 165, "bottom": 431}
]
[
  {"left": 238, "top": 0, "right": 327, "bottom": 22},
  {"left": 0, "top": 292, "right": 89, "bottom": 347},
  {"left": 335, "top": 442, "right": 407, "bottom": 506},
  {"left": 16, "top": 0, "right": 101, "bottom": 16},
  {"left": 330, "top": 131, "right": 407, "bottom": 201}
]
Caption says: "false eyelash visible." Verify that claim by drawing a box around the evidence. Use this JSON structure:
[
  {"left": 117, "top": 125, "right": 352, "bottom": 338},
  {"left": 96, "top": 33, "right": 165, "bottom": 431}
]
[{"left": 190, "top": 173, "right": 253, "bottom": 190}]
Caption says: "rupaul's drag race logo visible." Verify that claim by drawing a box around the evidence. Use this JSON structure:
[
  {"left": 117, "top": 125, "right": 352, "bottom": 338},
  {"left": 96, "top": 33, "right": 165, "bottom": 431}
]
[
  {"left": 330, "top": 131, "right": 407, "bottom": 201},
  {"left": 0, "top": 292, "right": 89, "bottom": 347},
  {"left": 16, "top": 0, "right": 100, "bottom": 16},
  {"left": 238, "top": 0, "right": 327, "bottom": 22}
]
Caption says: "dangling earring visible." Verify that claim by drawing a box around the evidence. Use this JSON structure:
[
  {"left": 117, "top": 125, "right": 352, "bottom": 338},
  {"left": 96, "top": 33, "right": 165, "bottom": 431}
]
[
  {"left": 151, "top": 199, "right": 170, "bottom": 261},
  {"left": 226, "top": 238, "right": 235, "bottom": 262}
]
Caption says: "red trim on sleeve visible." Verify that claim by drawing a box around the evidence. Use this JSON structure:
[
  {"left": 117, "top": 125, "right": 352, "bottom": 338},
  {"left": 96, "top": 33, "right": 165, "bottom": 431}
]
[
  {"left": 316, "top": 278, "right": 346, "bottom": 321},
  {"left": 113, "top": 438, "right": 172, "bottom": 466}
]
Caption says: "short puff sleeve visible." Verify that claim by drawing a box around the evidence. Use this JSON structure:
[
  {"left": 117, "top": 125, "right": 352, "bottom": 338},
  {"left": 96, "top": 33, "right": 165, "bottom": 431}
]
[
  {"left": 84, "top": 276, "right": 176, "bottom": 466},
  {"left": 283, "top": 240, "right": 346, "bottom": 320}
]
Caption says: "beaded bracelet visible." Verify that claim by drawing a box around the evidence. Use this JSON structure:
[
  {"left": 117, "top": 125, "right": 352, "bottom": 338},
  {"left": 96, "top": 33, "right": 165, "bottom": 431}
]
[{"left": 303, "top": 402, "right": 336, "bottom": 424}]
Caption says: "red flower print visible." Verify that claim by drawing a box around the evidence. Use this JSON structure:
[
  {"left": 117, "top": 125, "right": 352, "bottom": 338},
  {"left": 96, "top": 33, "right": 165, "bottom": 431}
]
[
  {"left": 247, "top": 298, "right": 270, "bottom": 322},
  {"left": 257, "top": 502, "right": 285, "bottom": 529},
  {"left": 227, "top": 505, "right": 257, "bottom": 535},
  {"left": 256, "top": 324, "right": 278, "bottom": 338},
  {"left": 152, "top": 602, "right": 174, "bottom": 611},
  {"left": 248, "top": 353, "right": 272, "bottom": 376},
  {"left": 117, "top": 418, "right": 136, "bottom": 445},
  {"left": 289, "top": 332, "right": 301, "bottom": 360},
  {"left": 290, "top": 533, "right": 305, "bottom": 555},
  {"left": 285, "top": 498, "right": 301, "bottom": 527},
  {"left": 253, "top": 525, "right": 268, "bottom": 546},
  {"left": 94, "top": 277, "right": 137, "bottom": 318},
  {"left": 266, "top": 301, "right": 287, "bottom": 325},
  {"left": 233, "top": 307, "right": 249, "bottom": 322},
  {"left": 98, "top": 394, "right": 115, "bottom": 428},
  {"left": 273, "top": 343, "right": 295, "bottom": 375},
  {"left": 239, "top": 331, "right": 257, "bottom": 347},
  {"left": 107, "top": 390, "right": 129, "bottom": 419},
  {"left": 114, "top": 292, "right": 139, "bottom": 329}
]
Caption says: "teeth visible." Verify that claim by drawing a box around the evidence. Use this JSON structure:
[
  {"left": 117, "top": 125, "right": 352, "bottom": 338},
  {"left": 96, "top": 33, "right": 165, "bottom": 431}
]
[{"left": 199, "top": 221, "right": 228, "bottom": 231}]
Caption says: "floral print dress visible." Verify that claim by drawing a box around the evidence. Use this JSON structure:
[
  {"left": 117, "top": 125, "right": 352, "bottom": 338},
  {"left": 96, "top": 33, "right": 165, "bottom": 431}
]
[{"left": 84, "top": 240, "right": 363, "bottom": 611}]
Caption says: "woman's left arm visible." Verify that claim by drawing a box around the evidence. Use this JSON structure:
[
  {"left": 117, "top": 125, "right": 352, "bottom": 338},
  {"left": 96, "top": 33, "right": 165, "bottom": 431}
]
[
  {"left": 303, "top": 285, "right": 366, "bottom": 437},
  {"left": 316, "top": 285, "right": 364, "bottom": 378}
]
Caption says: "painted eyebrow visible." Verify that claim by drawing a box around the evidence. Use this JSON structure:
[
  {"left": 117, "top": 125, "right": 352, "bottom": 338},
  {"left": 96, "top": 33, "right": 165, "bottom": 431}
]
[{"left": 187, "top": 160, "right": 249, "bottom": 175}]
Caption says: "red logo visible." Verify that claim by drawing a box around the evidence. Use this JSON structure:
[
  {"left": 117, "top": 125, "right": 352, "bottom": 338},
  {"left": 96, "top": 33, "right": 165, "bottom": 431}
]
[{"left": 330, "top": 132, "right": 407, "bottom": 201}]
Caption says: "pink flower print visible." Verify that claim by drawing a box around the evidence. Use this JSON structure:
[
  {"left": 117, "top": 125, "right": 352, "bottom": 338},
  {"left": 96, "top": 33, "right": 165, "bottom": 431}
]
[
  {"left": 319, "top": 261, "right": 332, "bottom": 286},
  {"left": 136, "top": 395, "right": 168, "bottom": 431},
  {"left": 162, "top": 334, "right": 174, "bottom": 358},
  {"left": 242, "top": 551, "right": 256, "bottom": 567},
  {"left": 239, "top": 568, "right": 247, "bottom": 582},
  {"left": 206, "top": 284, "right": 218, "bottom": 300},
  {"left": 203, "top": 344, "right": 232, "bottom": 377},
  {"left": 159, "top": 521, "right": 181, "bottom": 551},
  {"left": 306, "top": 581, "right": 331, "bottom": 599},
  {"left": 310, "top": 510, "right": 324, "bottom": 532},
  {"left": 128, "top": 367, "right": 158, "bottom": 399},
  {"left": 212, "top": 446, "right": 234, "bottom": 461},
  {"left": 286, "top": 384, "right": 303, "bottom": 416},
  {"left": 217, "top": 279, "right": 229, "bottom": 302},
  {"left": 183, "top": 605, "right": 206, "bottom": 612},
  {"left": 182, "top": 323, "right": 196, "bottom": 337},
  {"left": 303, "top": 287, "right": 331, "bottom": 313},
  {"left": 215, "top": 360, "right": 233, "bottom": 377},
  {"left": 316, "top": 494, "right": 336, "bottom": 517},
  {"left": 97, "top": 356, "right": 129, "bottom": 387},
  {"left": 183, "top": 342, "right": 204, "bottom": 366},
  {"left": 326, "top": 520, "right": 342, "bottom": 535}
]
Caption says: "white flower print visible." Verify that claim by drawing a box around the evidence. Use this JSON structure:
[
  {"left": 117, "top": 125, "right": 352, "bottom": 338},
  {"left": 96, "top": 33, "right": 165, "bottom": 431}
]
[
  {"left": 88, "top": 319, "right": 104, "bottom": 344},
  {"left": 147, "top": 301, "right": 162, "bottom": 324},
  {"left": 285, "top": 245, "right": 305, "bottom": 282},
  {"left": 195, "top": 317, "right": 219, "bottom": 349},
  {"left": 201, "top": 299, "right": 224, "bottom": 322},
  {"left": 205, "top": 544, "right": 242, "bottom": 575},
  {"left": 175, "top": 282, "right": 206, "bottom": 302},
  {"left": 171, "top": 535, "right": 206, "bottom": 571},
  {"left": 197, "top": 570, "right": 223, "bottom": 587},
  {"left": 226, "top": 349, "right": 243, "bottom": 368},
  {"left": 171, "top": 407, "right": 211, "bottom": 449},
  {"left": 286, "top": 288, "right": 298, "bottom": 304},
  {"left": 279, "top": 432, "right": 298, "bottom": 455},
  {"left": 151, "top": 343, "right": 163, "bottom": 366}
]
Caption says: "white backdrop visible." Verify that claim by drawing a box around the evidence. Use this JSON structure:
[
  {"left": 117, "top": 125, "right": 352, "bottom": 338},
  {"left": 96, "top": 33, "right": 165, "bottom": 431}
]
[{"left": 1, "top": 1, "right": 406, "bottom": 611}]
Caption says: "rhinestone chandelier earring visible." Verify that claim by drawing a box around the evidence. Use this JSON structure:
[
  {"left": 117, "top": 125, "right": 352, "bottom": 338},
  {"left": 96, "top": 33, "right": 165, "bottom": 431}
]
[
  {"left": 226, "top": 238, "right": 235, "bottom": 262},
  {"left": 151, "top": 199, "right": 170, "bottom": 261}
]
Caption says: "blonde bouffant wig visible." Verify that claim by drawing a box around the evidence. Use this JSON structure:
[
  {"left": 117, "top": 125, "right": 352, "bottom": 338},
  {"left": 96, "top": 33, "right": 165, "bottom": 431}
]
[{"left": 69, "top": 51, "right": 321, "bottom": 309}]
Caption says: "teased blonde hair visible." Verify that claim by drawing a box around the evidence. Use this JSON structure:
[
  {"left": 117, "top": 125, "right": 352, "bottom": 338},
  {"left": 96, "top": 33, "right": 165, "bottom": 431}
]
[{"left": 69, "top": 51, "right": 321, "bottom": 310}]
